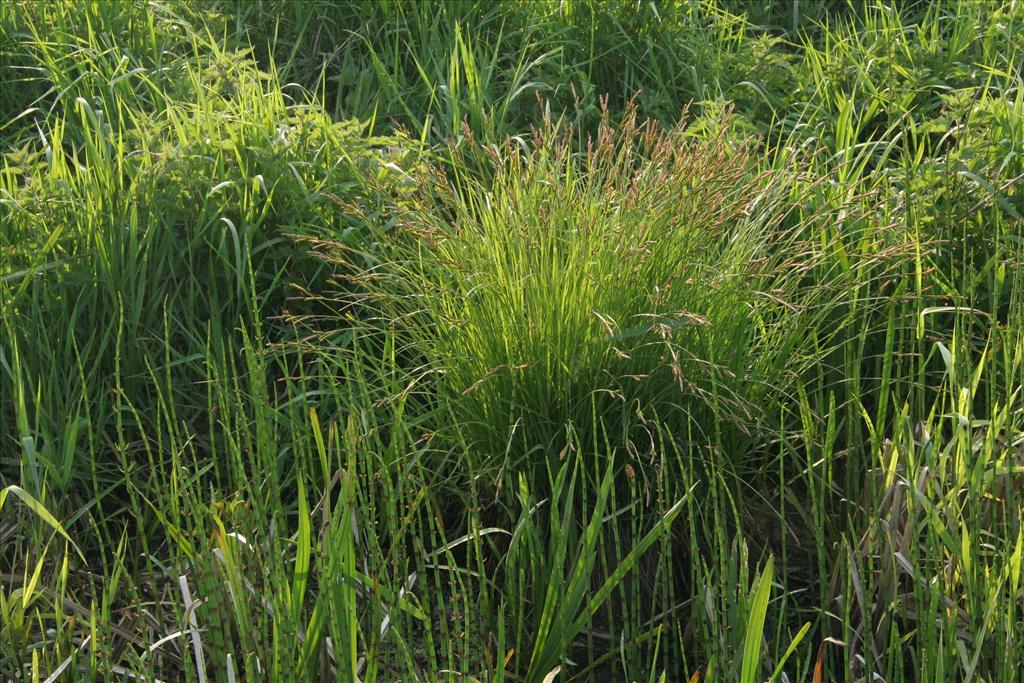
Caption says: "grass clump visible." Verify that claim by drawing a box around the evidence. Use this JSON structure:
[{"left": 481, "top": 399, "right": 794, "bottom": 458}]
[
  {"left": 0, "top": 28, "right": 413, "bottom": 520},
  {"left": 367, "top": 112, "right": 834, "bottom": 477}
]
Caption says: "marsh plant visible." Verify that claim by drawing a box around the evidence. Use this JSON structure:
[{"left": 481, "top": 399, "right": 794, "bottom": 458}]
[{"left": 358, "top": 110, "right": 848, "bottom": 481}]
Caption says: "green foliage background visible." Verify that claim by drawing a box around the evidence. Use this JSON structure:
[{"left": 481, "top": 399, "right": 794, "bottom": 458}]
[{"left": 2, "top": 1, "right": 1022, "bottom": 681}]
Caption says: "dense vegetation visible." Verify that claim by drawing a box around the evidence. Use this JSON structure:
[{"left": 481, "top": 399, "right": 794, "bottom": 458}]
[{"left": 2, "top": 1, "right": 1022, "bottom": 680}]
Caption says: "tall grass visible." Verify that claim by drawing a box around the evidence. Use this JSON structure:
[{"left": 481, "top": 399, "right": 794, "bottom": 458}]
[
  {"left": 355, "top": 111, "right": 850, "bottom": 481},
  {"left": 2, "top": 0, "right": 1023, "bottom": 681}
]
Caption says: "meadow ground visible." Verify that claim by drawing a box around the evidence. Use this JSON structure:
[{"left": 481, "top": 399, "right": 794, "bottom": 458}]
[{"left": 1, "top": 1, "right": 1023, "bottom": 681}]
